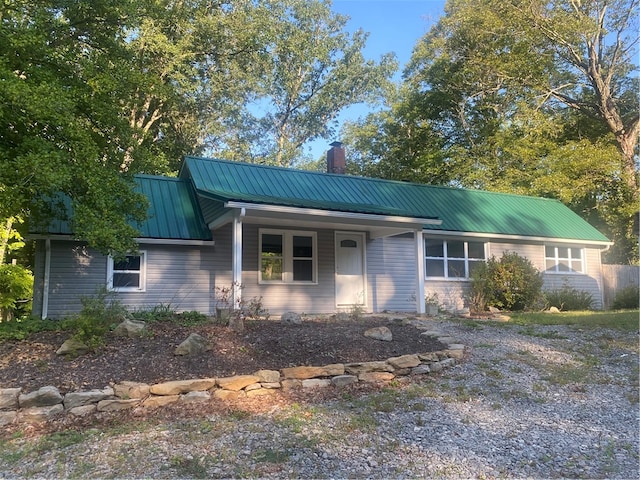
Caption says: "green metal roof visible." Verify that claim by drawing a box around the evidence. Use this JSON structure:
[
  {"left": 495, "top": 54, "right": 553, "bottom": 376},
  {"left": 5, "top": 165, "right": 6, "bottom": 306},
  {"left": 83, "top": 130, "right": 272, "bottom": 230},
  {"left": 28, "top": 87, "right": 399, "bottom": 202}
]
[
  {"left": 135, "top": 175, "right": 211, "bottom": 240},
  {"left": 34, "top": 175, "right": 212, "bottom": 241},
  {"left": 181, "top": 156, "right": 610, "bottom": 243}
]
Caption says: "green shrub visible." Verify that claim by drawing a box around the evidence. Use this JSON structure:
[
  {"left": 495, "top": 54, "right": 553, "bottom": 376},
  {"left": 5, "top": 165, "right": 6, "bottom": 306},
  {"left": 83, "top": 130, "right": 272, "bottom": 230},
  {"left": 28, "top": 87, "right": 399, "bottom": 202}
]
[
  {"left": 0, "top": 264, "right": 33, "bottom": 321},
  {"left": 612, "top": 285, "right": 639, "bottom": 310},
  {"left": 544, "top": 284, "right": 593, "bottom": 311},
  {"left": 70, "top": 287, "right": 128, "bottom": 348},
  {"left": 131, "top": 303, "right": 177, "bottom": 323},
  {"left": 176, "top": 310, "right": 209, "bottom": 325},
  {"left": 469, "top": 252, "right": 543, "bottom": 311},
  {"left": 0, "top": 316, "right": 64, "bottom": 341}
]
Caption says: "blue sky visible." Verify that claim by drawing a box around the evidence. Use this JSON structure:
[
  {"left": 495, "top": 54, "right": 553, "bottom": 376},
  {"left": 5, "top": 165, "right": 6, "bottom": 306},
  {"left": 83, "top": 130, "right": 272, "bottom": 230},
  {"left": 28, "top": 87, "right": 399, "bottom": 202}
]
[{"left": 305, "top": 0, "right": 447, "bottom": 159}]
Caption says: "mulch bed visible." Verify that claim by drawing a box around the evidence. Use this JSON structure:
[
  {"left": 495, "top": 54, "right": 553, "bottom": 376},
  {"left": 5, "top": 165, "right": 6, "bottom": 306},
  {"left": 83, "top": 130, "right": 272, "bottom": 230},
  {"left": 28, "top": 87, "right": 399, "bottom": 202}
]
[{"left": 0, "top": 316, "right": 445, "bottom": 393}]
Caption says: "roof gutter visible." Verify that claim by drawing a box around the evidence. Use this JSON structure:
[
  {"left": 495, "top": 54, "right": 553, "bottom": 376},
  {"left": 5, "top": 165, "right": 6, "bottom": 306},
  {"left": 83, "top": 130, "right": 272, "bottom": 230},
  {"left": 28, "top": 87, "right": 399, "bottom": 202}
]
[
  {"left": 421, "top": 229, "right": 613, "bottom": 247},
  {"left": 224, "top": 201, "right": 442, "bottom": 227},
  {"left": 28, "top": 234, "right": 214, "bottom": 246}
]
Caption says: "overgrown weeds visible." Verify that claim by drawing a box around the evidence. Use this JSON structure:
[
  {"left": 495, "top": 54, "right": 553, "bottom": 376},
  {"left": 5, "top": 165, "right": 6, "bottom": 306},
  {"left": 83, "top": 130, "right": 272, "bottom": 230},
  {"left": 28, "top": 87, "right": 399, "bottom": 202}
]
[{"left": 0, "top": 316, "right": 65, "bottom": 341}]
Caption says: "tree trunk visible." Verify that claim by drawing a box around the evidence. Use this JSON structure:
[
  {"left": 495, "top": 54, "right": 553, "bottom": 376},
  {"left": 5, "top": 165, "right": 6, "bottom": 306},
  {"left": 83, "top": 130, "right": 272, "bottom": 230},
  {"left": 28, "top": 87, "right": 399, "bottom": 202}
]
[{"left": 585, "top": 39, "right": 639, "bottom": 198}]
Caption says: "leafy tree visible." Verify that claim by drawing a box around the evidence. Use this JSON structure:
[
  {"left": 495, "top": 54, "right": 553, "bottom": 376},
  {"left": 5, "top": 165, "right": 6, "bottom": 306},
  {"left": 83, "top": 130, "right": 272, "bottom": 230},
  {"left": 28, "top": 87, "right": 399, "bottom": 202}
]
[
  {"left": 216, "top": 0, "right": 397, "bottom": 167},
  {"left": 121, "top": 0, "right": 275, "bottom": 173},
  {"left": 345, "top": 0, "right": 639, "bottom": 263},
  {"left": 0, "top": 264, "right": 33, "bottom": 321},
  {"left": 2, "top": 0, "right": 394, "bottom": 255},
  {"left": 0, "top": 217, "right": 25, "bottom": 265},
  {"left": 0, "top": 0, "right": 149, "bottom": 255}
]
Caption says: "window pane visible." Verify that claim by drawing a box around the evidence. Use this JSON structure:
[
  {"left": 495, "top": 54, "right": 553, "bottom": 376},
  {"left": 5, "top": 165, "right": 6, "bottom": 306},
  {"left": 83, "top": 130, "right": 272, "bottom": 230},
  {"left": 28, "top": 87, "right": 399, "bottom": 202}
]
[
  {"left": 468, "top": 260, "right": 484, "bottom": 276},
  {"left": 113, "top": 273, "right": 140, "bottom": 288},
  {"left": 293, "top": 236, "right": 313, "bottom": 257},
  {"left": 262, "top": 234, "right": 282, "bottom": 254},
  {"left": 447, "top": 241, "right": 464, "bottom": 258},
  {"left": 571, "top": 260, "right": 583, "bottom": 273},
  {"left": 426, "top": 259, "right": 444, "bottom": 277},
  {"left": 545, "top": 246, "right": 555, "bottom": 258},
  {"left": 546, "top": 260, "right": 557, "bottom": 271},
  {"left": 261, "top": 257, "right": 282, "bottom": 281},
  {"left": 558, "top": 260, "right": 570, "bottom": 271},
  {"left": 114, "top": 255, "right": 140, "bottom": 271},
  {"left": 557, "top": 246, "right": 569, "bottom": 258},
  {"left": 447, "top": 260, "right": 465, "bottom": 278},
  {"left": 425, "top": 239, "right": 444, "bottom": 257},
  {"left": 571, "top": 248, "right": 582, "bottom": 259},
  {"left": 293, "top": 259, "right": 313, "bottom": 281},
  {"left": 467, "top": 242, "right": 485, "bottom": 259}
]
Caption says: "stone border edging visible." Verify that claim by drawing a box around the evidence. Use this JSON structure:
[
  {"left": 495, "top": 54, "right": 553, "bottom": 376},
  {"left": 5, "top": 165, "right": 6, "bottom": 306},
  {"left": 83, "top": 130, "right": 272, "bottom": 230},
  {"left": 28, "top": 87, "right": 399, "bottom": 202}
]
[{"left": 0, "top": 325, "right": 465, "bottom": 426}]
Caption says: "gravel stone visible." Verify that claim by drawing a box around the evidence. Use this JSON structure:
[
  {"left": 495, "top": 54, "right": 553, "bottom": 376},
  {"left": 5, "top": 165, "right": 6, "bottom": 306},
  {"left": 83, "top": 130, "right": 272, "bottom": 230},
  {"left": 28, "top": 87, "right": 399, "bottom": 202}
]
[{"left": 0, "top": 318, "right": 638, "bottom": 479}]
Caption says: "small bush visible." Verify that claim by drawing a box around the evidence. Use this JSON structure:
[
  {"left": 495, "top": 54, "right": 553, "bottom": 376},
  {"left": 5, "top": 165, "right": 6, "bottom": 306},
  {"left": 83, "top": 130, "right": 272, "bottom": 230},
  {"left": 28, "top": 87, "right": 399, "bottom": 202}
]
[
  {"left": 469, "top": 252, "right": 543, "bottom": 311},
  {"left": 544, "top": 284, "right": 593, "bottom": 311},
  {"left": 70, "top": 287, "right": 128, "bottom": 348},
  {"left": 0, "top": 264, "right": 33, "bottom": 321},
  {"left": 612, "top": 285, "right": 640, "bottom": 310}
]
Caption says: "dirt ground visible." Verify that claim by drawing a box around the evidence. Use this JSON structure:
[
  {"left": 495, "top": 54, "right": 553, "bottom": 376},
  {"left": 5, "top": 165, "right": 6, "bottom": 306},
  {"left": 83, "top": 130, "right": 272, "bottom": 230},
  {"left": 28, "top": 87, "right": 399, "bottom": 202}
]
[{"left": 0, "top": 316, "right": 445, "bottom": 393}]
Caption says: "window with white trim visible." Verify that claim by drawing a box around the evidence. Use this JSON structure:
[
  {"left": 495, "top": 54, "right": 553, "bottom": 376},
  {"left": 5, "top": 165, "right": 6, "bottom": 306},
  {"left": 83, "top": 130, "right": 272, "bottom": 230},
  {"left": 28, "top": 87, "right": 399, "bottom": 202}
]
[
  {"left": 107, "top": 252, "right": 146, "bottom": 291},
  {"left": 259, "top": 230, "right": 316, "bottom": 283},
  {"left": 545, "top": 245, "right": 584, "bottom": 273},
  {"left": 425, "top": 239, "right": 486, "bottom": 279}
]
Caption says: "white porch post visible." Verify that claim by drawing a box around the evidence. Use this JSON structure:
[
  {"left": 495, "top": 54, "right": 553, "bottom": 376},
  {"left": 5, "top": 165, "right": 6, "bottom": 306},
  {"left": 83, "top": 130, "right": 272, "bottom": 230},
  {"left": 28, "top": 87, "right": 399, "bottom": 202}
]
[
  {"left": 415, "top": 229, "right": 425, "bottom": 314},
  {"left": 42, "top": 238, "right": 51, "bottom": 319},
  {"left": 232, "top": 210, "right": 244, "bottom": 310}
]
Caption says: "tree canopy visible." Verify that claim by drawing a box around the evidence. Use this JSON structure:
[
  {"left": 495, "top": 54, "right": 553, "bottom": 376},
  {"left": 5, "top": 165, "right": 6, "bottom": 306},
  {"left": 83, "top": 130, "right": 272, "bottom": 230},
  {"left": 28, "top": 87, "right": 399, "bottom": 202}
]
[
  {"left": 345, "top": 0, "right": 639, "bottom": 263},
  {"left": 212, "top": 0, "right": 396, "bottom": 167},
  {"left": 0, "top": 0, "right": 392, "bottom": 257}
]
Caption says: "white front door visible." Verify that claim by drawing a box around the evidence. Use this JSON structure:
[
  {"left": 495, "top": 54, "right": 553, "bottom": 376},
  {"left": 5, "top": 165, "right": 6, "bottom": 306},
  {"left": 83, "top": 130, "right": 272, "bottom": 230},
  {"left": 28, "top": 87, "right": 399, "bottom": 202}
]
[{"left": 335, "top": 232, "right": 366, "bottom": 307}]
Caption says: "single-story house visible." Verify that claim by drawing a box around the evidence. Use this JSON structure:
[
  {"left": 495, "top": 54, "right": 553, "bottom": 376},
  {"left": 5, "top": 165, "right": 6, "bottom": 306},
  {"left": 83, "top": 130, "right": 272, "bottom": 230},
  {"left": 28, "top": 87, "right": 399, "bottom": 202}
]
[{"left": 31, "top": 144, "right": 612, "bottom": 319}]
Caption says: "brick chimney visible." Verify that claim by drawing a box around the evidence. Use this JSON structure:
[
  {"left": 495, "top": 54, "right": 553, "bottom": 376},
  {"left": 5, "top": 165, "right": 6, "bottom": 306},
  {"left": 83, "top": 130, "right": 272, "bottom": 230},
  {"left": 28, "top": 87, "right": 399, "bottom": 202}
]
[{"left": 326, "top": 141, "right": 346, "bottom": 174}]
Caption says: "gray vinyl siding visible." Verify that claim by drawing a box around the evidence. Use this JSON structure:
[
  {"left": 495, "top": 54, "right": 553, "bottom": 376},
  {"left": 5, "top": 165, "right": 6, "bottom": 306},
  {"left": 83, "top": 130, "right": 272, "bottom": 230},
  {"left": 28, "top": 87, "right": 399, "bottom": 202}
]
[
  {"left": 542, "top": 246, "right": 604, "bottom": 309},
  {"left": 238, "top": 224, "right": 336, "bottom": 314},
  {"left": 45, "top": 242, "right": 109, "bottom": 318},
  {"left": 34, "top": 229, "right": 606, "bottom": 319},
  {"left": 41, "top": 240, "right": 218, "bottom": 319},
  {"left": 367, "top": 234, "right": 418, "bottom": 312},
  {"left": 420, "top": 238, "right": 605, "bottom": 311}
]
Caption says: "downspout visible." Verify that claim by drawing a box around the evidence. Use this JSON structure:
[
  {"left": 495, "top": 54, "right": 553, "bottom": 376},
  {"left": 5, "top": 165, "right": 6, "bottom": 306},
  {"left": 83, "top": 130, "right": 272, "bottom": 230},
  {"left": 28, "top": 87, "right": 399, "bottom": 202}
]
[
  {"left": 415, "top": 230, "right": 426, "bottom": 314},
  {"left": 232, "top": 208, "right": 245, "bottom": 310},
  {"left": 42, "top": 239, "right": 51, "bottom": 319}
]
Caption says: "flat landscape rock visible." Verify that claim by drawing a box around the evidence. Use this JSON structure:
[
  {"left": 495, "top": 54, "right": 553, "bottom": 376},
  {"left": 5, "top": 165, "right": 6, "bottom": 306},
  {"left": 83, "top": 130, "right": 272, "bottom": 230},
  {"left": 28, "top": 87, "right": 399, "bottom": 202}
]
[{"left": 364, "top": 326, "right": 393, "bottom": 341}]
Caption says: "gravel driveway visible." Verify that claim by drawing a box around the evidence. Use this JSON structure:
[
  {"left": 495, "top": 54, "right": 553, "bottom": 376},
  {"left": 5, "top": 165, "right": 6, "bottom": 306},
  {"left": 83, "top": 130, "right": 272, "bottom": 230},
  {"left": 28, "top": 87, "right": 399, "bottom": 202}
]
[{"left": 1, "top": 317, "right": 638, "bottom": 479}]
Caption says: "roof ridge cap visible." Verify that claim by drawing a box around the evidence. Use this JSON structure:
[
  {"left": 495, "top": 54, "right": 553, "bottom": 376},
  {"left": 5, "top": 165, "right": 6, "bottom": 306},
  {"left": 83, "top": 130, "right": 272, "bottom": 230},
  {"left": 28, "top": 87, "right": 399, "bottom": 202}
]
[
  {"left": 135, "top": 174, "right": 183, "bottom": 182},
  {"left": 184, "top": 156, "right": 562, "bottom": 203}
]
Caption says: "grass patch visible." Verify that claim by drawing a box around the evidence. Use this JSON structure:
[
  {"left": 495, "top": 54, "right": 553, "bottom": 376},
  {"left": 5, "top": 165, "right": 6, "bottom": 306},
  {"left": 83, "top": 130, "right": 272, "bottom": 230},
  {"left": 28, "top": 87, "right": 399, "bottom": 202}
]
[
  {"left": 509, "top": 310, "right": 639, "bottom": 331},
  {"left": 0, "top": 438, "right": 28, "bottom": 465},
  {"left": 517, "top": 326, "right": 568, "bottom": 339},
  {"left": 542, "top": 363, "right": 599, "bottom": 386},
  {"left": 36, "top": 430, "right": 89, "bottom": 452},
  {"left": 253, "top": 448, "right": 292, "bottom": 464},
  {"left": 169, "top": 455, "right": 210, "bottom": 478}
]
